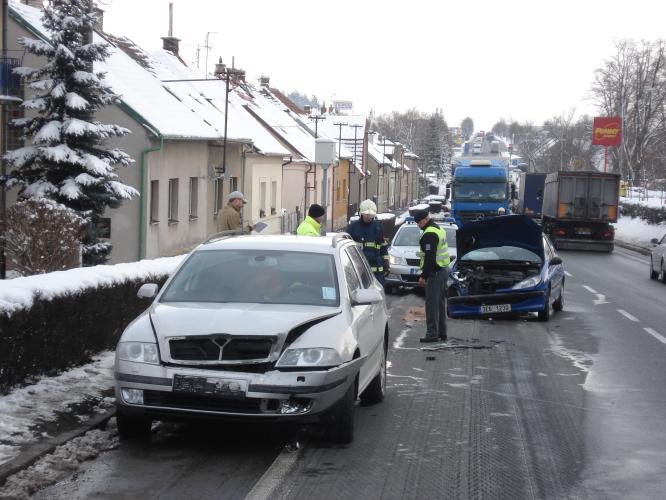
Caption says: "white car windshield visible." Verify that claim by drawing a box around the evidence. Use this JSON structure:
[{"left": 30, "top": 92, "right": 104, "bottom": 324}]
[
  {"left": 161, "top": 250, "right": 340, "bottom": 306},
  {"left": 392, "top": 225, "right": 456, "bottom": 248}
]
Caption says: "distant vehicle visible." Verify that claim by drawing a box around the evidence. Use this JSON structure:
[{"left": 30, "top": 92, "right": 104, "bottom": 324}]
[
  {"left": 490, "top": 140, "right": 500, "bottom": 154},
  {"left": 114, "top": 234, "right": 388, "bottom": 444},
  {"left": 541, "top": 171, "right": 620, "bottom": 252},
  {"left": 516, "top": 173, "right": 546, "bottom": 218},
  {"left": 450, "top": 159, "right": 514, "bottom": 226},
  {"left": 650, "top": 233, "right": 666, "bottom": 282},
  {"left": 463, "top": 142, "right": 470, "bottom": 155},
  {"left": 386, "top": 219, "right": 457, "bottom": 292},
  {"left": 472, "top": 145, "right": 482, "bottom": 155},
  {"left": 447, "top": 215, "right": 564, "bottom": 321}
]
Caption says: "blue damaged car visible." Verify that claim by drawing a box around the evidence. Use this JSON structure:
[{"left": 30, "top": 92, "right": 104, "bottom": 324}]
[{"left": 446, "top": 215, "right": 564, "bottom": 321}]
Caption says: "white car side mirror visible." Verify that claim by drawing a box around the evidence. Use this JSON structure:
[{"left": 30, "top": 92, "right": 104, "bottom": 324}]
[
  {"left": 137, "top": 283, "right": 159, "bottom": 299},
  {"left": 352, "top": 288, "right": 383, "bottom": 306}
]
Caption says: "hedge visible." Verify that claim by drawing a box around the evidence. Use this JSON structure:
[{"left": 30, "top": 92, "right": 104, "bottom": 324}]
[
  {"left": 620, "top": 202, "right": 666, "bottom": 225},
  {"left": 0, "top": 274, "right": 168, "bottom": 394}
]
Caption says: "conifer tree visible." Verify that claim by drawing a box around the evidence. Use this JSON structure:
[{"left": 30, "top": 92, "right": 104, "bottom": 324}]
[{"left": 1, "top": 0, "right": 137, "bottom": 265}]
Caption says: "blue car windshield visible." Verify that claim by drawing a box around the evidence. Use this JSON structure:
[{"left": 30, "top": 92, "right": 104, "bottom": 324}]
[
  {"left": 454, "top": 182, "right": 507, "bottom": 200},
  {"left": 160, "top": 250, "right": 340, "bottom": 306},
  {"left": 460, "top": 246, "right": 541, "bottom": 263}
]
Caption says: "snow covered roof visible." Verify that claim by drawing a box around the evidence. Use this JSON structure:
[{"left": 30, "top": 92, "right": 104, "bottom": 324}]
[{"left": 8, "top": 0, "right": 290, "bottom": 154}]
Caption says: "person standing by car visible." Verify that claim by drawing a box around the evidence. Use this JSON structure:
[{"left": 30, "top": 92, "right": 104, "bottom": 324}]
[
  {"left": 217, "top": 191, "right": 253, "bottom": 233},
  {"left": 414, "top": 209, "right": 450, "bottom": 343},
  {"left": 346, "top": 199, "right": 389, "bottom": 284},
  {"left": 297, "top": 204, "right": 325, "bottom": 236}
]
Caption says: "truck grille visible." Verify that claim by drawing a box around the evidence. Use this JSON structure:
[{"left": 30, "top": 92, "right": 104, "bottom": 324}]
[
  {"left": 169, "top": 337, "right": 275, "bottom": 362},
  {"left": 459, "top": 211, "right": 498, "bottom": 223}
]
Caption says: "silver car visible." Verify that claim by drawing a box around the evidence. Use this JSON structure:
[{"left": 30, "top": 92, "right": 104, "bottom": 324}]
[
  {"left": 650, "top": 233, "right": 666, "bottom": 282},
  {"left": 114, "top": 233, "right": 388, "bottom": 443},
  {"left": 386, "top": 220, "right": 457, "bottom": 291}
]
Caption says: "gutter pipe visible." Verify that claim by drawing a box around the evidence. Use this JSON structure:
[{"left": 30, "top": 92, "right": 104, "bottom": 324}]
[{"left": 138, "top": 135, "right": 163, "bottom": 260}]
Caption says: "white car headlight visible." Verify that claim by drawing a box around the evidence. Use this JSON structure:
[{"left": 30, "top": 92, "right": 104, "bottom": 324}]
[
  {"left": 276, "top": 348, "right": 342, "bottom": 368},
  {"left": 117, "top": 342, "right": 159, "bottom": 364},
  {"left": 512, "top": 275, "right": 541, "bottom": 290},
  {"left": 389, "top": 255, "right": 407, "bottom": 265}
]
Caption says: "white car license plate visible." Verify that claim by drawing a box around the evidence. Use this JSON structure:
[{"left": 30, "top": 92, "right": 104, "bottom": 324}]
[
  {"left": 481, "top": 304, "right": 511, "bottom": 313},
  {"left": 172, "top": 374, "right": 248, "bottom": 397},
  {"left": 575, "top": 227, "right": 591, "bottom": 235}
]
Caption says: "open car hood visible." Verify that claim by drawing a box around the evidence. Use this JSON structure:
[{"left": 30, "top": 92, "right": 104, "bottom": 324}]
[{"left": 456, "top": 215, "right": 544, "bottom": 261}]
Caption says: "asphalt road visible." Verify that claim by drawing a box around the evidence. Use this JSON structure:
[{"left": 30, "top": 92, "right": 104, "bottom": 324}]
[{"left": 36, "top": 248, "right": 666, "bottom": 499}]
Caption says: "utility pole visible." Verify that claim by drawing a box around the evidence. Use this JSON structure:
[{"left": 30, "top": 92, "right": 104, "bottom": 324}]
[
  {"left": 309, "top": 115, "right": 326, "bottom": 138},
  {"left": 349, "top": 124, "right": 363, "bottom": 216},
  {"left": 333, "top": 122, "right": 348, "bottom": 227}
]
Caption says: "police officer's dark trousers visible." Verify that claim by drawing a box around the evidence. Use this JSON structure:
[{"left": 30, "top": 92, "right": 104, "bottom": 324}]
[{"left": 425, "top": 267, "right": 448, "bottom": 340}]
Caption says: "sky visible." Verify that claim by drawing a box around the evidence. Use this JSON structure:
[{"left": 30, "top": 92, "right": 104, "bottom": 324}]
[{"left": 99, "top": 0, "right": 666, "bottom": 132}]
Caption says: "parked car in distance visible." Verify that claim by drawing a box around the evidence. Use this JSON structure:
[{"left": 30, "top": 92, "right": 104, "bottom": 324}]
[
  {"left": 386, "top": 218, "right": 457, "bottom": 292},
  {"left": 650, "top": 233, "right": 666, "bottom": 282},
  {"left": 447, "top": 215, "right": 564, "bottom": 321},
  {"left": 114, "top": 233, "right": 389, "bottom": 444}
]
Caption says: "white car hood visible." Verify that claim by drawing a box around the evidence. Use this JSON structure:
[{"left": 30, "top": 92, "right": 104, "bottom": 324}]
[{"left": 150, "top": 302, "right": 340, "bottom": 339}]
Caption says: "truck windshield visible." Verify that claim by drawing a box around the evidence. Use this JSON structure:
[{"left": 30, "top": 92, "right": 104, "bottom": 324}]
[{"left": 453, "top": 182, "right": 507, "bottom": 201}]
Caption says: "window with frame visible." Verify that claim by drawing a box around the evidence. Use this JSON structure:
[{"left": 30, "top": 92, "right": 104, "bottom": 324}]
[
  {"left": 260, "top": 180, "right": 267, "bottom": 219},
  {"left": 189, "top": 177, "right": 198, "bottom": 219},
  {"left": 214, "top": 178, "right": 224, "bottom": 213},
  {"left": 348, "top": 246, "right": 374, "bottom": 288},
  {"left": 271, "top": 180, "right": 277, "bottom": 215},
  {"left": 150, "top": 180, "right": 159, "bottom": 223},
  {"left": 229, "top": 176, "right": 238, "bottom": 193},
  {"left": 168, "top": 178, "right": 179, "bottom": 223}
]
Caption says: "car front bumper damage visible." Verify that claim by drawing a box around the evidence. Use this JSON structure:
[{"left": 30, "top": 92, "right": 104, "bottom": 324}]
[{"left": 114, "top": 356, "right": 365, "bottom": 422}]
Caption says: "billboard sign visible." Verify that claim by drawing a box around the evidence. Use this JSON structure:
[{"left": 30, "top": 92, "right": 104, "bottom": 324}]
[
  {"left": 333, "top": 100, "right": 353, "bottom": 112},
  {"left": 592, "top": 117, "right": 622, "bottom": 146}
]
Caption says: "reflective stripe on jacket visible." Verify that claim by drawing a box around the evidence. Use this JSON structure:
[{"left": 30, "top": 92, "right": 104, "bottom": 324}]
[{"left": 296, "top": 216, "right": 321, "bottom": 236}]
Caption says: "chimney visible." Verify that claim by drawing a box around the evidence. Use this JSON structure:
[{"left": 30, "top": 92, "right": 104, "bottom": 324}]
[
  {"left": 328, "top": 104, "right": 334, "bottom": 114},
  {"left": 161, "top": 3, "right": 180, "bottom": 55},
  {"left": 259, "top": 75, "right": 270, "bottom": 87},
  {"left": 214, "top": 57, "right": 226, "bottom": 77},
  {"left": 303, "top": 104, "right": 311, "bottom": 114},
  {"left": 320, "top": 102, "right": 326, "bottom": 115}
]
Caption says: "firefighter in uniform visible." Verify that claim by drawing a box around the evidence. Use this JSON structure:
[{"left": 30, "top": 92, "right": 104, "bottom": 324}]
[
  {"left": 414, "top": 209, "right": 450, "bottom": 342},
  {"left": 346, "top": 199, "right": 389, "bottom": 285}
]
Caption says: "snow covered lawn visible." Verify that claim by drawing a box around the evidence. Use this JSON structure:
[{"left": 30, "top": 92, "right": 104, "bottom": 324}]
[
  {"left": 614, "top": 216, "right": 666, "bottom": 247},
  {"left": 0, "top": 352, "right": 115, "bottom": 466}
]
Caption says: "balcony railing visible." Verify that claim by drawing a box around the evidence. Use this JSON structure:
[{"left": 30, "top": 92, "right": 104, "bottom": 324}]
[{"left": 0, "top": 57, "right": 22, "bottom": 103}]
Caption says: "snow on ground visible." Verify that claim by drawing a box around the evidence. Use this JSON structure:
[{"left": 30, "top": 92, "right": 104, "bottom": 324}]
[
  {"left": 614, "top": 216, "right": 666, "bottom": 246},
  {"left": 621, "top": 187, "right": 666, "bottom": 208},
  {"left": 0, "top": 351, "right": 115, "bottom": 465},
  {"left": 0, "top": 422, "right": 118, "bottom": 499},
  {"left": 0, "top": 255, "right": 184, "bottom": 315}
]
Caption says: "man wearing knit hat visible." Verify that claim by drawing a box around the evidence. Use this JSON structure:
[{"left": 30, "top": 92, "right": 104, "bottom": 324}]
[
  {"left": 217, "top": 191, "right": 253, "bottom": 233},
  {"left": 297, "top": 204, "right": 325, "bottom": 236}
]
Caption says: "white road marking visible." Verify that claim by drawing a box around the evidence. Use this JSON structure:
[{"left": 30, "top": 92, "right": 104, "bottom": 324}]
[
  {"left": 564, "top": 271, "right": 573, "bottom": 277},
  {"left": 583, "top": 285, "right": 598, "bottom": 294},
  {"left": 644, "top": 328, "right": 666, "bottom": 345},
  {"left": 617, "top": 309, "right": 639, "bottom": 322},
  {"left": 392, "top": 329, "right": 409, "bottom": 350}
]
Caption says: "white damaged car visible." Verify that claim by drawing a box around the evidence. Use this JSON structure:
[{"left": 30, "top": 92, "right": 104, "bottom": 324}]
[{"left": 114, "top": 233, "right": 388, "bottom": 443}]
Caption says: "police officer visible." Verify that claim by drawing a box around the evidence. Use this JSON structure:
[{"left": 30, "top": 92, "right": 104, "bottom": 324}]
[
  {"left": 346, "top": 199, "right": 389, "bottom": 284},
  {"left": 297, "top": 204, "right": 325, "bottom": 236},
  {"left": 414, "top": 209, "right": 450, "bottom": 343}
]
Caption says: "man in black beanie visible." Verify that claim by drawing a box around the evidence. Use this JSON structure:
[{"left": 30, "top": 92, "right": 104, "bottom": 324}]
[{"left": 297, "top": 204, "right": 325, "bottom": 236}]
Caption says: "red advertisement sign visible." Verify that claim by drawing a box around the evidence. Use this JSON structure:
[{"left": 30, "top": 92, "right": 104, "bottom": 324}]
[{"left": 592, "top": 117, "right": 622, "bottom": 146}]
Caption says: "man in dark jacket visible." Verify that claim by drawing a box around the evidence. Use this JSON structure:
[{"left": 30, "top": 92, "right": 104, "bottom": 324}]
[
  {"left": 346, "top": 199, "right": 388, "bottom": 284},
  {"left": 414, "top": 209, "right": 450, "bottom": 343}
]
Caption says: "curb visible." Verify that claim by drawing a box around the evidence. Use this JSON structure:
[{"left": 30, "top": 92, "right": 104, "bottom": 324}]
[
  {"left": 244, "top": 442, "right": 304, "bottom": 499},
  {"left": 615, "top": 239, "right": 651, "bottom": 256},
  {"left": 0, "top": 408, "right": 116, "bottom": 486}
]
